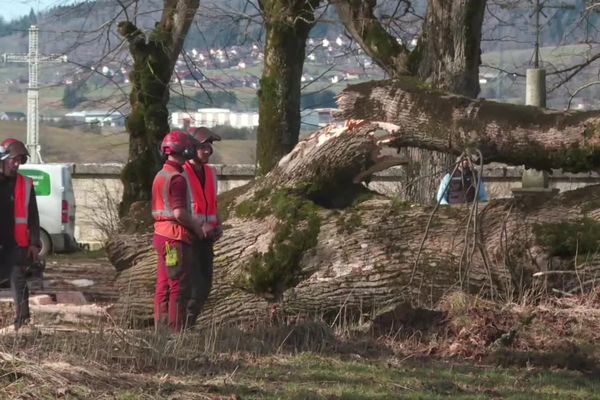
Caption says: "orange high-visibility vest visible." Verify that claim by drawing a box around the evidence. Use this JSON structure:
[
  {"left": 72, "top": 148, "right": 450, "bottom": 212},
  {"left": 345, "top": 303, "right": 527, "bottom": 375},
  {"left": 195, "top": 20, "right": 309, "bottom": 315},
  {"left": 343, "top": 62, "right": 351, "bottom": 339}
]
[
  {"left": 183, "top": 162, "right": 219, "bottom": 229},
  {"left": 14, "top": 173, "right": 33, "bottom": 248},
  {"left": 151, "top": 163, "right": 193, "bottom": 243}
]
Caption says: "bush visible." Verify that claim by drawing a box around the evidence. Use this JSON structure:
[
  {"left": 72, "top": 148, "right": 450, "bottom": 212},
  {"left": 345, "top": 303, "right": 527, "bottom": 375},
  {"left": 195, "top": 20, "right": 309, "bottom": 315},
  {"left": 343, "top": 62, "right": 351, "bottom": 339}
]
[{"left": 62, "top": 82, "right": 89, "bottom": 109}]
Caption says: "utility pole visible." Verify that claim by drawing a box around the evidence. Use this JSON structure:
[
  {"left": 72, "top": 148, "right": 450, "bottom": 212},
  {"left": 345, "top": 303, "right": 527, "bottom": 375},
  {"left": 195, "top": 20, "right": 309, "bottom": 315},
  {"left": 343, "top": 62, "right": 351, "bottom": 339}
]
[
  {"left": 521, "top": 1, "right": 574, "bottom": 195},
  {"left": 526, "top": 0, "right": 575, "bottom": 108},
  {"left": 2, "top": 25, "right": 67, "bottom": 163}
]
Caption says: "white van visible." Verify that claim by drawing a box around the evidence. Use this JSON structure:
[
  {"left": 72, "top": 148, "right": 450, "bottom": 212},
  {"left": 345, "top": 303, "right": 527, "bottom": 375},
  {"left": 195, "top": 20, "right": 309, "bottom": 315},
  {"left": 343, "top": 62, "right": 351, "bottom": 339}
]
[{"left": 18, "top": 164, "right": 77, "bottom": 256}]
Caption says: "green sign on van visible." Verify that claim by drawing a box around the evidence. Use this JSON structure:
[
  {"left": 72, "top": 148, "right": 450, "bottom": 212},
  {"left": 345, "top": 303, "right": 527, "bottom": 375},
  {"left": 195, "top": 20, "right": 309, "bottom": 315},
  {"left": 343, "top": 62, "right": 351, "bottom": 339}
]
[{"left": 19, "top": 169, "right": 51, "bottom": 196}]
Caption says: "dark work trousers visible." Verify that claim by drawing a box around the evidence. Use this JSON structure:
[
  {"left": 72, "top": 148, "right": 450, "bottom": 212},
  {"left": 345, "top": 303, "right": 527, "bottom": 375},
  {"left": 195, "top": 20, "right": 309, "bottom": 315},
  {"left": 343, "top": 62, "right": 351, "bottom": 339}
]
[
  {"left": 0, "top": 246, "right": 30, "bottom": 328},
  {"left": 185, "top": 239, "right": 214, "bottom": 328}
]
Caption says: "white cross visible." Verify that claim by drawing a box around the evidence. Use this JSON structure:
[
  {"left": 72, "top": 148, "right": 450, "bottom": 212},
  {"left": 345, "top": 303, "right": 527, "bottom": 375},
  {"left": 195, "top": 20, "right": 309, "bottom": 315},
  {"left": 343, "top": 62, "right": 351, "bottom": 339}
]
[{"left": 2, "top": 25, "right": 67, "bottom": 164}]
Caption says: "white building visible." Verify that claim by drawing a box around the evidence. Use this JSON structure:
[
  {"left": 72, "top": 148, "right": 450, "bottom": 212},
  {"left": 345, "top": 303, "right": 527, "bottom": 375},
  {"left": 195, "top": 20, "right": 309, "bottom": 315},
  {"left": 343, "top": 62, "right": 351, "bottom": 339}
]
[
  {"left": 64, "top": 110, "right": 125, "bottom": 127},
  {"left": 171, "top": 108, "right": 259, "bottom": 129}
]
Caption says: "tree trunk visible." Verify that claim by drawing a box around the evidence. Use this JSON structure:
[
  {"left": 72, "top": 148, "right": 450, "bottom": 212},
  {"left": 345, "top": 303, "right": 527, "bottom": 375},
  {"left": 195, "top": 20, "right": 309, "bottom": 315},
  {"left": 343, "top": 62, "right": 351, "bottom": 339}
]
[
  {"left": 118, "top": 0, "right": 200, "bottom": 216},
  {"left": 106, "top": 120, "right": 600, "bottom": 326},
  {"left": 255, "top": 0, "right": 321, "bottom": 176},
  {"left": 335, "top": 0, "right": 487, "bottom": 204},
  {"left": 417, "top": 0, "right": 486, "bottom": 98}
]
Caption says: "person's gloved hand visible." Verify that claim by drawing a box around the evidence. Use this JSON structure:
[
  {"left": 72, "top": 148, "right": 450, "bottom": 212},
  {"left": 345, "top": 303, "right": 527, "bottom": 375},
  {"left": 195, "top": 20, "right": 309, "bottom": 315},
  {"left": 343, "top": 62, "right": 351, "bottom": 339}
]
[
  {"left": 27, "top": 245, "right": 40, "bottom": 263},
  {"left": 212, "top": 226, "right": 223, "bottom": 242},
  {"left": 201, "top": 223, "right": 214, "bottom": 240}
]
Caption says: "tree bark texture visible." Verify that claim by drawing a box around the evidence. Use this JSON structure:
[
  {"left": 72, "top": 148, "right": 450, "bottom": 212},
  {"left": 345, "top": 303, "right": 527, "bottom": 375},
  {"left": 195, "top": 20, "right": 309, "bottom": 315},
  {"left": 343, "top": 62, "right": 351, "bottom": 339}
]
[
  {"left": 334, "top": 0, "right": 486, "bottom": 97},
  {"left": 417, "top": 0, "right": 486, "bottom": 98},
  {"left": 107, "top": 121, "right": 600, "bottom": 326},
  {"left": 255, "top": 0, "right": 321, "bottom": 176},
  {"left": 337, "top": 79, "right": 600, "bottom": 173},
  {"left": 117, "top": 0, "right": 200, "bottom": 216}
]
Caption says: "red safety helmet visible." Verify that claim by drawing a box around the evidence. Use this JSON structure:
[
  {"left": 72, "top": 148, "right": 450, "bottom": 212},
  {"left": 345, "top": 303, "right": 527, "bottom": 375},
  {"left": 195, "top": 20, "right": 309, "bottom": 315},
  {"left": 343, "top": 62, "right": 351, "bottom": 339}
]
[
  {"left": 1, "top": 138, "right": 28, "bottom": 162},
  {"left": 189, "top": 127, "right": 221, "bottom": 144},
  {"left": 160, "top": 130, "right": 195, "bottom": 159}
]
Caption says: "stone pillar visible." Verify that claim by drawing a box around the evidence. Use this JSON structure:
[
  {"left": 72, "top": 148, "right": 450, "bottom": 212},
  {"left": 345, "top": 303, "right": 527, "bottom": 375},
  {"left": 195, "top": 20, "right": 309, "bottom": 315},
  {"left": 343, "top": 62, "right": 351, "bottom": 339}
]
[
  {"left": 512, "top": 168, "right": 558, "bottom": 200},
  {"left": 521, "top": 168, "right": 548, "bottom": 189}
]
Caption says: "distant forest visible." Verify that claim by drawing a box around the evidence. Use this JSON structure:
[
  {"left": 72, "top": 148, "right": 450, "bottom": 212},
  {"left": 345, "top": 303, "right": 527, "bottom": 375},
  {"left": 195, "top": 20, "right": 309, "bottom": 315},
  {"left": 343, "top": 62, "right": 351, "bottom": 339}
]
[
  {"left": 0, "top": 1, "right": 596, "bottom": 53},
  {"left": 0, "top": 8, "right": 37, "bottom": 38}
]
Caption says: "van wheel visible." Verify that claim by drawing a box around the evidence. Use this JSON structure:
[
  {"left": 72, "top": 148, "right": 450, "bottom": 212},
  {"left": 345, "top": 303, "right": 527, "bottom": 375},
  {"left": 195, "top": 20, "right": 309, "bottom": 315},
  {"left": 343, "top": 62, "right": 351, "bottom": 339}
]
[{"left": 39, "top": 230, "right": 52, "bottom": 258}]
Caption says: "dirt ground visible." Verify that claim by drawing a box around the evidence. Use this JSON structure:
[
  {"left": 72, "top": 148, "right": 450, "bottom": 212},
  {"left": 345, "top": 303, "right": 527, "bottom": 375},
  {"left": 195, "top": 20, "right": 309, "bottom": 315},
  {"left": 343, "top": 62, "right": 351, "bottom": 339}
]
[{"left": 40, "top": 252, "right": 119, "bottom": 304}]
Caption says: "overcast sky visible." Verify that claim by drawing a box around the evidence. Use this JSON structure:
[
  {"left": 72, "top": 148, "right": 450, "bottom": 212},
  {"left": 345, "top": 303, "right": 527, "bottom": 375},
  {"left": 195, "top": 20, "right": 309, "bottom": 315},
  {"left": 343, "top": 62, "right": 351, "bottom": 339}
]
[{"left": 0, "top": 0, "right": 69, "bottom": 21}]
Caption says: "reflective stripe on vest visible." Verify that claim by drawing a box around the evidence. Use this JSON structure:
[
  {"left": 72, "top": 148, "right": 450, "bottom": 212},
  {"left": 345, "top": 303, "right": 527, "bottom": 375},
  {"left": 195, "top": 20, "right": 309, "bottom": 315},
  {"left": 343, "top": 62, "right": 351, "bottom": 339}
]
[
  {"left": 151, "top": 164, "right": 191, "bottom": 221},
  {"left": 183, "top": 162, "right": 219, "bottom": 227},
  {"left": 14, "top": 174, "right": 32, "bottom": 248},
  {"left": 151, "top": 172, "right": 176, "bottom": 218}
]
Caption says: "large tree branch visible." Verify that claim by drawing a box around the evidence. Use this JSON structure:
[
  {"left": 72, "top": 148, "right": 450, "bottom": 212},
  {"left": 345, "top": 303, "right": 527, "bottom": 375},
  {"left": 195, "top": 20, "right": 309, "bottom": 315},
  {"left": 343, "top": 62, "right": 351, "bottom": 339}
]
[
  {"left": 334, "top": 0, "right": 486, "bottom": 98},
  {"left": 332, "top": 0, "right": 412, "bottom": 77},
  {"left": 117, "top": 21, "right": 146, "bottom": 53},
  {"left": 159, "top": 0, "right": 200, "bottom": 66},
  {"left": 337, "top": 79, "right": 600, "bottom": 173}
]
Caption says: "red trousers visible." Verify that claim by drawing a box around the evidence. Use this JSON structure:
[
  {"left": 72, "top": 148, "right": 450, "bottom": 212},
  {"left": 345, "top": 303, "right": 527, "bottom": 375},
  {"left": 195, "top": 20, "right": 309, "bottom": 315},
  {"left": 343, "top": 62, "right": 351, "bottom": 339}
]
[{"left": 153, "top": 234, "right": 194, "bottom": 331}]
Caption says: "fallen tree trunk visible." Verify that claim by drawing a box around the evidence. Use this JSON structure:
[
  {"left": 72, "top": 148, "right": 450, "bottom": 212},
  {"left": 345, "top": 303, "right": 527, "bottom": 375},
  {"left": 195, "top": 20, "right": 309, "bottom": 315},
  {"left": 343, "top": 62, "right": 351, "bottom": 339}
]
[
  {"left": 337, "top": 78, "right": 600, "bottom": 173},
  {"left": 106, "top": 120, "right": 600, "bottom": 326}
]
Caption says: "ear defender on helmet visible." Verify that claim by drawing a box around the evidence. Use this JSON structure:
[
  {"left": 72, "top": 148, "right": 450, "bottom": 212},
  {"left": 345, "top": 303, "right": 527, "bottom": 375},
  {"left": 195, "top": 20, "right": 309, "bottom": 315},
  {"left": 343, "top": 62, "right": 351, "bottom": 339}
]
[
  {"left": 1, "top": 138, "right": 29, "bottom": 159},
  {"left": 157, "top": 141, "right": 167, "bottom": 160},
  {"left": 188, "top": 127, "right": 219, "bottom": 159},
  {"left": 182, "top": 143, "right": 196, "bottom": 160},
  {"left": 160, "top": 131, "right": 197, "bottom": 160},
  {"left": 0, "top": 145, "right": 8, "bottom": 161}
]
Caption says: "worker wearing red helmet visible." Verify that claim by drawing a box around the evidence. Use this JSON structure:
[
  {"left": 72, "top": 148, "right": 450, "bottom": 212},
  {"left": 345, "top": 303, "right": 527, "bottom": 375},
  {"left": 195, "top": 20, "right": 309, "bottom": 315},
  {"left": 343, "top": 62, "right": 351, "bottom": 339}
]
[
  {"left": 152, "top": 130, "right": 208, "bottom": 331},
  {"left": 182, "top": 127, "right": 223, "bottom": 328},
  {"left": 0, "top": 138, "right": 41, "bottom": 334}
]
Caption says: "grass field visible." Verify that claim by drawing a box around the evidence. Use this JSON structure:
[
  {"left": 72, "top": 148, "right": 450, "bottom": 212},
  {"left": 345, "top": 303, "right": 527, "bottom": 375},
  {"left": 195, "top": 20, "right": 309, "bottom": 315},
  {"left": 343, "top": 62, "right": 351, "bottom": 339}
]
[
  {"left": 0, "top": 120, "right": 129, "bottom": 163},
  {"left": 0, "top": 120, "right": 256, "bottom": 164},
  {"left": 1, "top": 322, "right": 598, "bottom": 399},
  {"left": 481, "top": 43, "right": 600, "bottom": 72}
]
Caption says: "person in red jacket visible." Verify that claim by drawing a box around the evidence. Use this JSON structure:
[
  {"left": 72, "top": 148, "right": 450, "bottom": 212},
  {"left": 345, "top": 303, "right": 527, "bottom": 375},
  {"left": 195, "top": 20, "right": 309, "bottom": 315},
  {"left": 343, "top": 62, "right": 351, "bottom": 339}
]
[
  {"left": 183, "top": 127, "right": 223, "bottom": 328},
  {"left": 0, "top": 139, "right": 41, "bottom": 334},
  {"left": 152, "top": 131, "right": 209, "bottom": 332}
]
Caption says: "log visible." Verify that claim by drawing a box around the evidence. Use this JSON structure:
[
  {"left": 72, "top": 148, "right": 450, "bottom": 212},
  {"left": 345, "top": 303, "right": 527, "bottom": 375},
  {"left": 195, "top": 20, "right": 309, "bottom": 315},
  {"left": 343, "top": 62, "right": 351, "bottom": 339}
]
[
  {"left": 106, "top": 121, "right": 600, "bottom": 326},
  {"left": 337, "top": 78, "right": 600, "bottom": 173}
]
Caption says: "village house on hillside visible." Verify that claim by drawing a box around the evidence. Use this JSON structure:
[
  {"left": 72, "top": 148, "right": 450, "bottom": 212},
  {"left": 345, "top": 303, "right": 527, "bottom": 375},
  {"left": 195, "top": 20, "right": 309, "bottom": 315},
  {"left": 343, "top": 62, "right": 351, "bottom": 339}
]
[{"left": 0, "top": 111, "right": 26, "bottom": 121}]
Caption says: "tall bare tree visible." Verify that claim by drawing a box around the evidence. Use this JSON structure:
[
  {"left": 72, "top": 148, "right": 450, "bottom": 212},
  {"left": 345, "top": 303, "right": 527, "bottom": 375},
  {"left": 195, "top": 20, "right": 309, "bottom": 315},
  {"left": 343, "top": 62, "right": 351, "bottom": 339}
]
[
  {"left": 255, "top": 0, "right": 322, "bottom": 175},
  {"left": 117, "top": 0, "right": 200, "bottom": 215}
]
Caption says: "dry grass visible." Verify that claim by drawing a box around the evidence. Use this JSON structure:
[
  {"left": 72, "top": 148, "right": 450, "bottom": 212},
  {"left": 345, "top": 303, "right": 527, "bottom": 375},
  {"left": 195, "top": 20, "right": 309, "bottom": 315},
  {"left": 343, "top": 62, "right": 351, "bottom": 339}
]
[
  {"left": 0, "top": 294, "right": 599, "bottom": 399},
  {"left": 0, "top": 120, "right": 129, "bottom": 163},
  {"left": 2, "top": 256, "right": 599, "bottom": 398}
]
